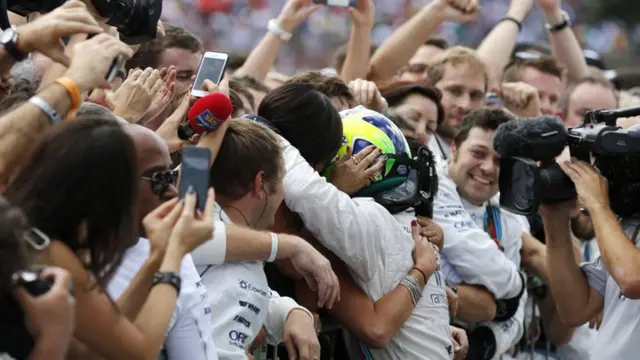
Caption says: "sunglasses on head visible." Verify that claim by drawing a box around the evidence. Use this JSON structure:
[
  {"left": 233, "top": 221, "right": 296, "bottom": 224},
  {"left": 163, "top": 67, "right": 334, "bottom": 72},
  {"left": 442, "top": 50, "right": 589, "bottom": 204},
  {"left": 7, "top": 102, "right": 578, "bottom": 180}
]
[
  {"left": 506, "top": 51, "right": 543, "bottom": 69},
  {"left": 141, "top": 169, "right": 179, "bottom": 196},
  {"left": 402, "top": 63, "right": 429, "bottom": 75}
]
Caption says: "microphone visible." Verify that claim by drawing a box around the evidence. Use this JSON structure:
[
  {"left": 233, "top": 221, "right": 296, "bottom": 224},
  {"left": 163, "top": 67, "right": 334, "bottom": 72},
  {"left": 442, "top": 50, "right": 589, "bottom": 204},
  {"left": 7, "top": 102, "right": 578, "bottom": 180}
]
[
  {"left": 178, "top": 93, "right": 233, "bottom": 140},
  {"left": 493, "top": 116, "right": 568, "bottom": 161}
]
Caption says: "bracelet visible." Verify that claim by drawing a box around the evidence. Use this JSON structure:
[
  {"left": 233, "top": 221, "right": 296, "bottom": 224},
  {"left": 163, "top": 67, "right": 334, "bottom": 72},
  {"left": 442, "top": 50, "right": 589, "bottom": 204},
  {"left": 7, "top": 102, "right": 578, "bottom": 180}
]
[
  {"left": 267, "top": 232, "right": 279, "bottom": 262},
  {"left": 400, "top": 274, "right": 422, "bottom": 306},
  {"left": 412, "top": 267, "right": 427, "bottom": 283},
  {"left": 499, "top": 16, "right": 522, "bottom": 32},
  {"left": 267, "top": 19, "right": 292, "bottom": 42},
  {"left": 151, "top": 271, "right": 181, "bottom": 294},
  {"left": 28, "top": 96, "right": 62, "bottom": 125},
  {"left": 54, "top": 77, "right": 81, "bottom": 117}
]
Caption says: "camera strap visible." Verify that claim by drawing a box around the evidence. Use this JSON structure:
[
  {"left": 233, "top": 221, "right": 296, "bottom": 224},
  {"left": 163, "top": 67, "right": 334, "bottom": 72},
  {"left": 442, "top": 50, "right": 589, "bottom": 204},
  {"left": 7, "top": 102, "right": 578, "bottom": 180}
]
[{"left": 484, "top": 204, "right": 503, "bottom": 251}]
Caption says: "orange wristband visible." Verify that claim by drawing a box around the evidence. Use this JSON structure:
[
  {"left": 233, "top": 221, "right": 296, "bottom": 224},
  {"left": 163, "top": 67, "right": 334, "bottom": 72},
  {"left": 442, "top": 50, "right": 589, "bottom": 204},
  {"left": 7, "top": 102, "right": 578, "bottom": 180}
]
[{"left": 55, "top": 77, "right": 81, "bottom": 117}]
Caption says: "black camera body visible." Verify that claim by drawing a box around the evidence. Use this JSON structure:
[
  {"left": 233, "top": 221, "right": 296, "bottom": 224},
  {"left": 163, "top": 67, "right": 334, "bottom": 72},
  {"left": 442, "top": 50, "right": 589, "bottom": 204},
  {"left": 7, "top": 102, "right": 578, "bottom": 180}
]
[
  {"left": 6, "top": 0, "right": 162, "bottom": 44},
  {"left": 11, "top": 267, "right": 53, "bottom": 296},
  {"left": 495, "top": 106, "right": 640, "bottom": 215}
]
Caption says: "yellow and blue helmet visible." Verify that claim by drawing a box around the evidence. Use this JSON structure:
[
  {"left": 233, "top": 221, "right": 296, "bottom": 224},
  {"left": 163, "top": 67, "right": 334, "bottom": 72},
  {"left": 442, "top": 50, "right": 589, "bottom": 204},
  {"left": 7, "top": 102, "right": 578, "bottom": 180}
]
[
  {"left": 325, "top": 107, "right": 439, "bottom": 215},
  {"left": 325, "top": 107, "right": 411, "bottom": 194}
]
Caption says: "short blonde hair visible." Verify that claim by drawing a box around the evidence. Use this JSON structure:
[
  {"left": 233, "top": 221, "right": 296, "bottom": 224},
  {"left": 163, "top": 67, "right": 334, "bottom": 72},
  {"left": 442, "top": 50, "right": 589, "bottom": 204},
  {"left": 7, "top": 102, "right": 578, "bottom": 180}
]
[{"left": 427, "top": 46, "right": 489, "bottom": 91}]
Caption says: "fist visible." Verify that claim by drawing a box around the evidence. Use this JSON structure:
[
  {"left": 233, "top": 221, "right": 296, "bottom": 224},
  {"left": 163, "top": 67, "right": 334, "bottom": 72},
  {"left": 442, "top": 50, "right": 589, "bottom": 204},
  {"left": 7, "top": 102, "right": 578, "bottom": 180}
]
[{"left": 499, "top": 82, "right": 541, "bottom": 118}]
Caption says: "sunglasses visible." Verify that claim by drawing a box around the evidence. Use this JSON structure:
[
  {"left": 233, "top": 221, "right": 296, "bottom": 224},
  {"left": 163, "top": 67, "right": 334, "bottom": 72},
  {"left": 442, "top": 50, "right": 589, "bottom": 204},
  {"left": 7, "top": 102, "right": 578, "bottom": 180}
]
[
  {"left": 141, "top": 169, "right": 179, "bottom": 196},
  {"left": 506, "top": 51, "right": 543, "bottom": 69}
]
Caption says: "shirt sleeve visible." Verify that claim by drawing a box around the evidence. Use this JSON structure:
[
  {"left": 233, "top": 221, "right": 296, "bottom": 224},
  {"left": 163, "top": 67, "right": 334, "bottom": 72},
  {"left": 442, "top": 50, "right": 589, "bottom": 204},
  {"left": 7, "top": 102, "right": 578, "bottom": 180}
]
[
  {"left": 484, "top": 280, "right": 528, "bottom": 358},
  {"left": 165, "top": 255, "right": 218, "bottom": 360},
  {"left": 263, "top": 290, "right": 313, "bottom": 345},
  {"left": 435, "top": 167, "right": 523, "bottom": 299},
  {"left": 282, "top": 137, "right": 384, "bottom": 282},
  {"left": 581, "top": 256, "right": 608, "bottom": 297}
]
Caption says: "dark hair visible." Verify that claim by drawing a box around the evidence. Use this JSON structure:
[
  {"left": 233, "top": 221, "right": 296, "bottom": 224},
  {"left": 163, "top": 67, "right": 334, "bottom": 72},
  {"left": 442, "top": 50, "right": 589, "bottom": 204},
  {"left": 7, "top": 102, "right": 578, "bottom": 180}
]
[
  {"left": 76, "top": 103, "right": 118, "bottom": 122},
  {"left": 285, "top": 72, "right": 356, "bottom": 108},
  {"left": 226, "top": 52, "right": 249, "bottom": 72},
  {"left": 126, "top": 23, "right": 202, "bottom": 71},
  {"left": 330, "top": 43, "right": 377, "bottom": 73},
  {"left": 210, "top": 120, "right": 282, "bottom": 201},
  {"left": 425, "top": 37, "right": 449, "bottom": 50},
  {"left": 229, "top": 79, "right": 256, "bottom": 117},
  {"left": 258, "top": 83, "right": 343, "bottom": 167},
  {"left": 503, "top": 55, "right": 564, "bottom": 83},
  {"left": 233, "top": 75, "right": 271, "bottom": 94},
  {"left": 0, "top": 79, "right": 37, "bottom": 115},
  {"left": 454, "top": 108, "right": 515, "bottom": 148},
  {"left": 6, "top": 119, "right": 138, "bottom": 290},
  {"left": 381, "top": 81, "right": 445, "bottom": 126}
]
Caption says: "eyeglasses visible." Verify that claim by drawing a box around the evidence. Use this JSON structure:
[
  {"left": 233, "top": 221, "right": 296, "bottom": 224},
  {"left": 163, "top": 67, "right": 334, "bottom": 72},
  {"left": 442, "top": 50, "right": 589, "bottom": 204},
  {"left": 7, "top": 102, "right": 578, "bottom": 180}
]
[{"left": 141, "top": 169, "right": 179, "bottom": 196}]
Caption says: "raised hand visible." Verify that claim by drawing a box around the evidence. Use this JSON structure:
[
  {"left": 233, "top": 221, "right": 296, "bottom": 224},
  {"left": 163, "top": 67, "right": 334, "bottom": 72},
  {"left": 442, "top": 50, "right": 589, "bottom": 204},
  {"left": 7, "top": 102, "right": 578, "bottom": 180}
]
[
  {"left": 348, "top": 0, "right": 375, "bottom": 29},
  {"left": 16, "top": 1, "right": 104, "bottom": 66},
  {"left": 277, "top": 0, "right": 322, "bottom": 33},
  {"left": 536, "top": 0, "right": 561, "bottom": 12},
  {"left": 167, "top": 187, "right": 216, "bottom": 256},
  {"left": 348, "top": 79, "right": 387, "bottom": 112},
  {"left": 62, "top": 33, "right": 134, "bottom": 93},
  {"left": 109, "top": 68, "right": 163, "bottom": 123},
  {"left": 432, "top": 0, "right": 480, "bottom": 23},
  {"left": 141, "top": 67, "right": 177, "bottom": 124},
  {"left": 499, "top": 82, "right": 541, "bottom": 118},
  {"left": 142, "top": 197, "right": 183, "bottom": 254},
  {"left": 155, "top": 91, "right": 193, "bottom": 153}
]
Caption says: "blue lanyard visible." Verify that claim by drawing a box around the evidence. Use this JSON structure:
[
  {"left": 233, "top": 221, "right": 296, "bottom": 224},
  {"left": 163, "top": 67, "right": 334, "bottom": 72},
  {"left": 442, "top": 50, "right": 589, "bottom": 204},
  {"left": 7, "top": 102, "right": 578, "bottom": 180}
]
[{"left": 483, "top": 204, "right": 503, "bottom": 246}]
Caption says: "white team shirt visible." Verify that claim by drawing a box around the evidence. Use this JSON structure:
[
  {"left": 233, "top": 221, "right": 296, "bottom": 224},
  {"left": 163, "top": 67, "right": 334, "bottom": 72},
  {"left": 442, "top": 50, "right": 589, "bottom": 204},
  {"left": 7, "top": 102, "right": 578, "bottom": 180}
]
[{"left": 107, "top": 238, "right": 218, "bottom": 360}]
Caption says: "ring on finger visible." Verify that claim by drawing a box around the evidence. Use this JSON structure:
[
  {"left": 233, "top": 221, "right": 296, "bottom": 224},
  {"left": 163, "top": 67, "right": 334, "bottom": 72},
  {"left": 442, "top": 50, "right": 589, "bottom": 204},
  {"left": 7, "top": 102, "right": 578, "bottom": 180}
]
[{"left": 351, "top": 155, "right": 360, "bottom": 165}]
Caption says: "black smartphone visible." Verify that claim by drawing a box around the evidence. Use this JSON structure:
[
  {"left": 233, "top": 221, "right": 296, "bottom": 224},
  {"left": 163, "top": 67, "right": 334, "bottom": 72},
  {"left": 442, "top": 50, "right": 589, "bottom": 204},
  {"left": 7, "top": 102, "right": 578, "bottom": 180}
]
[
  {"left": 191, "top": 51, "right": 229, "bottom": 98},
  {"left": 12, "top": 267, "right": 52, "bottom": 297},
  {"left": 312, "top": 0, "right": 357, "bottom": 7},
  {"left": 179, "top": 146, "right": 212, "bottom": 211}
]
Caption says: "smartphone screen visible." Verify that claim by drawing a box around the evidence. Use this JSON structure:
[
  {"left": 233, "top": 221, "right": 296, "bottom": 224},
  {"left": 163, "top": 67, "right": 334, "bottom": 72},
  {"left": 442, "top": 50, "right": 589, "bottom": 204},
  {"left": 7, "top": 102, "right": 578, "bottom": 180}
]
[
  {"left": 192, "top": 52, "right": 228, "bottom": 97},
  {"left": 178, "top": 146, "right": 212, "bottom": 211}
]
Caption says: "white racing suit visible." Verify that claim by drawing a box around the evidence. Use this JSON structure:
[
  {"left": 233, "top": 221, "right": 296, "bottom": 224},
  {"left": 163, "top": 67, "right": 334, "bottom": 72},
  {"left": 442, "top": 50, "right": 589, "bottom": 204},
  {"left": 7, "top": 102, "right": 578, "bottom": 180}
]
[
  {"left": 434, "top": 160, "right": 527, "bottom": 358},
  {"left": 282, "top": 137, "right": 453, "bottom": 360}
]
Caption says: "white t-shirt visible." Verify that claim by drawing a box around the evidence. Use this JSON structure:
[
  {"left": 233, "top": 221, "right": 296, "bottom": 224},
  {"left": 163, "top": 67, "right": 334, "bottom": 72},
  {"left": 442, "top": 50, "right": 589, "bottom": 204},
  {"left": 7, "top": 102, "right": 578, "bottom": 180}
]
[
  {"left": 107, "top": 238, "right": 218, "bottom": 360},
  {"left": 193, "top": 207, "right": 310, "bottom": 360}
]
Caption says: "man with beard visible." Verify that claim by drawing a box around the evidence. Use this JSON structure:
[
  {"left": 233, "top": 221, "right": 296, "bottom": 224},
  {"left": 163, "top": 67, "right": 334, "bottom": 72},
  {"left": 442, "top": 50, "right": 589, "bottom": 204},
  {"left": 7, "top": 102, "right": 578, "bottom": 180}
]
[{"left": 426, "top": 47, "right": 488, "bottom": 160}]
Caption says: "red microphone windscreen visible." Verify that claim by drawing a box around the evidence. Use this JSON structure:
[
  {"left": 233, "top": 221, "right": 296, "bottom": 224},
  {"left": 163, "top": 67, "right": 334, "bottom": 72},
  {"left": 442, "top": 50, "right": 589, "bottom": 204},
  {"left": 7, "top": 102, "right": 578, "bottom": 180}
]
[{"left": 187, "top": 92, "right": 233, "bottom": 132}]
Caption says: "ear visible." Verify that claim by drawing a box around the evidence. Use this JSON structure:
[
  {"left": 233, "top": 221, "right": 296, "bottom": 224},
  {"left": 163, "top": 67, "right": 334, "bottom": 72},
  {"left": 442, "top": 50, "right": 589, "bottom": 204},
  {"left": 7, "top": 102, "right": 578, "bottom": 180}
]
[{"left": 252, "top": 171, "right": 266, "bottom": 199}]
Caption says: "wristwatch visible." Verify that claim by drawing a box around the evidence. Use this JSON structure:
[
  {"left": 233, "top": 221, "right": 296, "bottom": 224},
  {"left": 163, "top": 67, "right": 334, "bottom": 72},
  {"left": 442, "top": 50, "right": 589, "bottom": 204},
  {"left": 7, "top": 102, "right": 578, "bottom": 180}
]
[
  {"left": 151, "top": 271, "right": 182, "bottom": 294},
  {"left": 545, "top": 10, "right": 571, "bottom": 33},
  {"left": 0, "top": 26, "right": 27, "bottom": 62}
]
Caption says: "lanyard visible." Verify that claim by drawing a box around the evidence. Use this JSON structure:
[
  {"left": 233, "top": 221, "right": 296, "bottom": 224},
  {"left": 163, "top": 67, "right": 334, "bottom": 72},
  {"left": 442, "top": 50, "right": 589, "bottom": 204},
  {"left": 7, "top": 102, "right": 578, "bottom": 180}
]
[{"left": 483, "top": 204, "right": 503, "bottom": 251}]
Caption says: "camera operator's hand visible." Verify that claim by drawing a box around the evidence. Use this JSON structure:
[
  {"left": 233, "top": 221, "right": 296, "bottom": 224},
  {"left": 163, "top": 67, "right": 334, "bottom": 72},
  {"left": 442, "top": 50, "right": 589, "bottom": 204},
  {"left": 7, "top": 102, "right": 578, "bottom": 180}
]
[
  {"left": 16, "top": 1, "right": 103, "bottom": 67},
  {"left": 331, "top": 145, "right": 384, "bottom": 195},
  {"left": 62, "top": 33, "right": 134, "bottom": 93},
  {"left": 109, "top": 67, "right": 163, "bottom": 123},
  {"left": 14, "top": 267, "right": 75, "bottom": 358},
  {"left": 500, "top": 82, "right": 541, "bottom": 118},
  {"left": 288, "top": 236, "right": 340, "bottom": 309},
  {"left": 431, "top": 0, "right": 480, "bottom": 23},
  {"left": 559, "top": 159, "right": 610, "bottom": 211},
  {"left": 349, "top": 79, "right": 387, "bottom": 112},
  {"left": 277, "top": 0, "right": 322, "bottom": 33}
]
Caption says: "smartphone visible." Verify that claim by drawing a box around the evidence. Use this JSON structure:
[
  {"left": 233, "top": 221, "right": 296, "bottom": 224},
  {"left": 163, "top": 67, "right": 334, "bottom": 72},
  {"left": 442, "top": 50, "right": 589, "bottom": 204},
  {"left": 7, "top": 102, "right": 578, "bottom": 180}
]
[
  {"left": 312, "top": 0, "right": 357, "bottom": 6},
  {"left": 12, "top": 267, "right": 52, "bottom": 297},
  {"left": 178, "top": 146, "right": 212, "bottom": 211},
  {"left": 191, "top": 51, "right": 229, "bottom": 98}
]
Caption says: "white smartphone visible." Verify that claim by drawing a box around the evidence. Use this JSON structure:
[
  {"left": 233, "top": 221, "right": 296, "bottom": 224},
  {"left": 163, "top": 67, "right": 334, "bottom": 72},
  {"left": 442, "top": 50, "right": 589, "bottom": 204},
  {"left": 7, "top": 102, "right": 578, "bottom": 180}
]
[{"left": 191, "top": 51, "right": 229, "bottom": 98}]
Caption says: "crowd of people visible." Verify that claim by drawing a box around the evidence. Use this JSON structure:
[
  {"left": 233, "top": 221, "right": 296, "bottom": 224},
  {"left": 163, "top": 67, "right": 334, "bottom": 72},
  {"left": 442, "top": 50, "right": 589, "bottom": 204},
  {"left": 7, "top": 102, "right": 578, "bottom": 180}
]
[{"left": 1, "top": 0, "right": 640, "bottom": 360}]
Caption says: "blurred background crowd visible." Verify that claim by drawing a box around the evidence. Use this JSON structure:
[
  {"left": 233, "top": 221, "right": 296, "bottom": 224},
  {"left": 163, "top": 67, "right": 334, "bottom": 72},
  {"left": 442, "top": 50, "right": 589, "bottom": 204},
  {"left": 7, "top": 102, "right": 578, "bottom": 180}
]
[{"left": 160, "top": 0, "right": 637, "bottom": 73}]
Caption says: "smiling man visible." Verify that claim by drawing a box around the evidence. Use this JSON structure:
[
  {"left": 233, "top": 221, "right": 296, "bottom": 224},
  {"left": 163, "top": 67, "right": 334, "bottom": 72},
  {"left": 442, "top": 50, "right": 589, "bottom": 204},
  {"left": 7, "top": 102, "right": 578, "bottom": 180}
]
[
  {"left": 434, "top": 108, "right": 528, "bottom": 359},
  {"left": 426, "top": 47, "right": 488, "bottom": 160}
]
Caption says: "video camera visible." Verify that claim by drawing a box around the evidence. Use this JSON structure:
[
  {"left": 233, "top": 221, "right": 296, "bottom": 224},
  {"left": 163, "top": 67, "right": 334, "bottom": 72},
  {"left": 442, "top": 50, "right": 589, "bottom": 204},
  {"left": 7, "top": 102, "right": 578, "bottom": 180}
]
[
  {"left": 1, "top": 0, "right": 162, "bottom": 44},
  {"left": 495, "top": 106, "right": 640, "bottom": 216}
]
